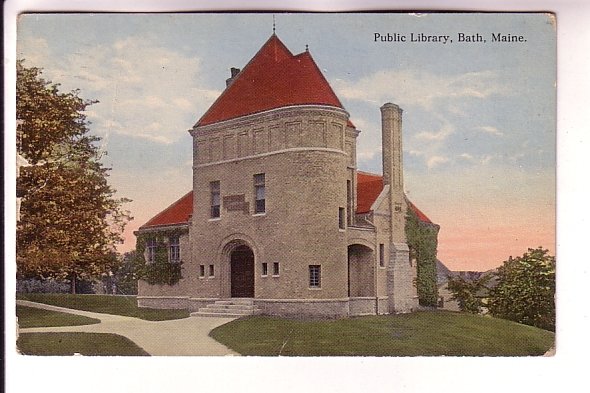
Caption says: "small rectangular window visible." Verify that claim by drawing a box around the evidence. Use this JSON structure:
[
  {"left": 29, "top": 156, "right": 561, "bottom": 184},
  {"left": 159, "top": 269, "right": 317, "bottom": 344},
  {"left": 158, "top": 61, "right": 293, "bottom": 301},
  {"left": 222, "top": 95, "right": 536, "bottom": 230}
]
[
  {"left": 339, "top": 207, "right": 345, "bottom": 229},
  {"left": 169, "top": 236, "right": 180, "bottom": 263},
  {"left": 273, "top": 262, "right": 280, "bottom": 276},
  {"left": 379, "top": 244, "right": 385, "bottom": 267},
  {"left": 199, "top": 265, "right": 205, "bottom": 277},
  {"left": 262, "top": 262, "right": 268, "bottom": 276},
  {"left": 309, "top": 265, "right": 321, "bottom": 288},
  {"left": 209, "top": 264, "right": 215, "bottom": 277},
  {"left": 254, "top": 173, "right": 265, "bottom": 214},
  {"left": 146, "top": 238, "right": 157, "bottom": 264},
  {"left": 210, "top": 181, "right": 220, "bottom": 218}
]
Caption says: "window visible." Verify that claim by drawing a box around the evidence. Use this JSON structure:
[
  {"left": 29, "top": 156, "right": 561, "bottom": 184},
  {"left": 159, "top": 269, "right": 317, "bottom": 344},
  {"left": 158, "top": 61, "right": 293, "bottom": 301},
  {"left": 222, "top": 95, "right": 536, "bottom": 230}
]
[
  {"left": 210, "top": 181, "right": 220, "bottom": 218},
  {"left": 209, "top": 264, "right": 215, "bottom": 277},
  {"left": 347, "top": 180, "right": 353, "bottom": 225},
  {"left": 339, "top": 207, "right": 345, "bottom": 230},
  {"left": 169, "top": 236, "right": 180, "bottom": 263},
  {"left": 254, "top": 173, "right": 265, "bottom": 214},
  {"left": 379, "top": 244, "right": 385, "bottom": 267},
  {"left": 199, "top": 265, "right": 205, "bottom": 278},
  {"left": 273, "top": 262, "right": 280, "bottom": 276},
  {"left": 146, "top": 238, "right": 157, "bottom": 264},
  {"left": 309, "top": 265, "right": 321, "bottom": 288},
  {"left": 262, "top": 262, "right": 268, "bottom": 276}
]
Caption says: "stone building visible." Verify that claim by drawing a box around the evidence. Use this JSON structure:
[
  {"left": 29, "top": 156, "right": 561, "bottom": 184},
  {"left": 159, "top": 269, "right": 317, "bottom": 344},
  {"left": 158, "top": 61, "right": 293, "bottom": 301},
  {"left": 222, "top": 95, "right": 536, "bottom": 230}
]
[{"left": 136, "top": 34, "right": 436, "bottom": 317}]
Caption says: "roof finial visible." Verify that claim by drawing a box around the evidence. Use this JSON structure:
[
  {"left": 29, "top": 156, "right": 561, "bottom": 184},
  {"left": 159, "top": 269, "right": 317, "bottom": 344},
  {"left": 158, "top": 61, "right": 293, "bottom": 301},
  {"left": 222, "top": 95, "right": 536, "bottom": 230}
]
[
  {"left": 272, "top": 14, "right": 276, "bottom": 35},
  {"left": 305, "top": 44, "right": 309, "bottom": 52}
]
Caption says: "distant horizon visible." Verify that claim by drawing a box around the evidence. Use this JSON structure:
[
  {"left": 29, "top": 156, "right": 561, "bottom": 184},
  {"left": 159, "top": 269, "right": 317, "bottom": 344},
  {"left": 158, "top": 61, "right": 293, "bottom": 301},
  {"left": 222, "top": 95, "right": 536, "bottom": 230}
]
[{"left": 16, "top": 13, "right": 556, "bottom": 271}]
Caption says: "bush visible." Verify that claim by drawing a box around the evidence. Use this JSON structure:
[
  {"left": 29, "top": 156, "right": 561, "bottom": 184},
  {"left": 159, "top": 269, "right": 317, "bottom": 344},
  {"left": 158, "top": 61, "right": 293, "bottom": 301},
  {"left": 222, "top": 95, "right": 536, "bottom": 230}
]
[
  {"left": 17, "top": 278, "right": 69, "bottom": 293},
  {"left": 487, "top": 247, "right": 555, "bottom": 331},
  {"left": 446, "top": 274, "right": 491, "bottom": 314}
]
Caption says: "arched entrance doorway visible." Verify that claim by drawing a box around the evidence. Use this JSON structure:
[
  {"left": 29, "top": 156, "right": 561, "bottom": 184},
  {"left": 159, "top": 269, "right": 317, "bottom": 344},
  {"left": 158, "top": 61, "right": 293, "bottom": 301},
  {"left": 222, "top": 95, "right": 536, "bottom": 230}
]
[
  {"left": 230, "top": 245, "right": 255, "bottom": 298},
  {"left": 348, "top": 244, "right": 375, "bottom": 297}
]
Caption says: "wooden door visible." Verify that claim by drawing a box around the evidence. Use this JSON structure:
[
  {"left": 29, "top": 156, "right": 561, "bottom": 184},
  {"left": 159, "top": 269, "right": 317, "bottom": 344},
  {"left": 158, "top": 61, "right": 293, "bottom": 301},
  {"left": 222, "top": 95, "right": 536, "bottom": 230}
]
[{"left": 230, "top": 245, "right": 254, "bottom": 298}]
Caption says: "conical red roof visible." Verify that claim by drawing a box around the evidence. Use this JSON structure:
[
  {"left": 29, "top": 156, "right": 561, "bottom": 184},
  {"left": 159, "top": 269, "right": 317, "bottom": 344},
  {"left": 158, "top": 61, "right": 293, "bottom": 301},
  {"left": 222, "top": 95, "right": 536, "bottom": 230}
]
[{"left": 197, "top": 35, "right": 353, "bottom": 127}]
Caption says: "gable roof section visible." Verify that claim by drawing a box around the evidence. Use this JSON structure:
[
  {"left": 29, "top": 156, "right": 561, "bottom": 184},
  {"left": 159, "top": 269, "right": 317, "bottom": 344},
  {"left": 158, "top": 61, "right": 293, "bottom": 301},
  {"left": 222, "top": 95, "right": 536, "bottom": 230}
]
[
  {"left": 356, "top": 171, "right": 384, "bottom": 214},
  {"left": 405, "top": 198, "right": 434, "bottom": 224},
  {"left": 140, "top": 191, "right": 193, "bottom": 229},
  {"left": 197, "top": 34, "right": 354, "bottom": 127},
  {"left": 356, "top": 171, "right": 434, "bottom": 224},
  {"left": 140, "top": 172, "right": 434, "bottom": 229}
]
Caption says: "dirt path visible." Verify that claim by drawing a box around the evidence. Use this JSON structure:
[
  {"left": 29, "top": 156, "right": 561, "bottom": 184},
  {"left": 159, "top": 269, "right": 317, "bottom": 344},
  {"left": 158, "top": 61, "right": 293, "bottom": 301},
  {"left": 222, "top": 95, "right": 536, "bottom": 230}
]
[{"left": 17, "top": 300, "right": 239, "bottom": 356}]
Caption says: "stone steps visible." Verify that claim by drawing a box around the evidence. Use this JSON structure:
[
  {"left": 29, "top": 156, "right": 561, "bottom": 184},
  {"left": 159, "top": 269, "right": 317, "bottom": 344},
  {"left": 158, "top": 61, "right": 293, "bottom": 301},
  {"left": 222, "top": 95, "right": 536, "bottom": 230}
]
[{"left": 191, "top": 299, "right": 261, "bottom": 318}]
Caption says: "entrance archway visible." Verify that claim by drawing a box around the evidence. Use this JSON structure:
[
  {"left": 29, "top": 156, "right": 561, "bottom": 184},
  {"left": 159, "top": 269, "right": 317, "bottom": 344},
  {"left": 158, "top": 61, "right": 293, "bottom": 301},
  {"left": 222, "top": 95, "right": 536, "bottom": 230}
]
[
  {"left": 348, "top": 244, "right": 375, "bottom": 297},
  {"left": 230, "top": 245, "right": 255, "bottom": 298}
]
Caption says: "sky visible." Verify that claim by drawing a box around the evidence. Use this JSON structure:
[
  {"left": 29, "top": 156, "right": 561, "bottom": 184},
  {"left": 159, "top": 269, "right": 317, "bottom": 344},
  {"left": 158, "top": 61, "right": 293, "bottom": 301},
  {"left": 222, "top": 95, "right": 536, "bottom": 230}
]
[{"left": 16, "top": 12, "right": 556, "bottom": 271}]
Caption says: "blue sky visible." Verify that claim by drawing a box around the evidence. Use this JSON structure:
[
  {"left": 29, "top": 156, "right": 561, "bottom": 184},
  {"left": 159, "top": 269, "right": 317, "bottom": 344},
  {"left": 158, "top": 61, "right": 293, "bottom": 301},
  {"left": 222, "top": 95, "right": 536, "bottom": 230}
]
[{"left": 17, "top": 13, "right": 556, "bottom": 270}]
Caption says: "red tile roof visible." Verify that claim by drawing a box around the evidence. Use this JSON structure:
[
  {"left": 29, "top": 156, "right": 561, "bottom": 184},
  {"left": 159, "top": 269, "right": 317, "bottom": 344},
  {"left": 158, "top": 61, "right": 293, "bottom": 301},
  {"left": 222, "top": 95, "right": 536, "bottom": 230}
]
[
  {"left": 356, "top": 171, "right": 384, "bottom": 214},
  {"left": 356, "top": 171, "right": 433, "bottom": 223},
  {"left": 405, "top": 199, "right": 434, "bottom": 224},
  {"left": 140, "top": 173, "right": 434, "bottom": 229},
  {"left": 140, "top": 191, "right": 193, "bottom": 229},
  {"left": 197, "top": 34, "right": 354, "bottom": 128}
]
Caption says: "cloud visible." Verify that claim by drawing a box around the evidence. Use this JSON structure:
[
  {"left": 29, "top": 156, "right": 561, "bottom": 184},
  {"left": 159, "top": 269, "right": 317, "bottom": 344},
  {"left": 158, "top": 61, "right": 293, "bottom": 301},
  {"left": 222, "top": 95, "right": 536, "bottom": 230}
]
[
  {"left": 458, "top": 152, "right": 495, "bottom": 166},
  {"left": 18, "top": 36, "right": 222, "bottom": 144},
  {"left": 415, "top": 122, "right": 455, "bottom": 141},
  {"left": 476, "top": 125, "right": 504, "bottom": 137},
  {"left": 333, "top": 69, "right": 509, "bottom": 110},
  {"left": 426, "top": 155, "right": 450, "bottom": 169}
]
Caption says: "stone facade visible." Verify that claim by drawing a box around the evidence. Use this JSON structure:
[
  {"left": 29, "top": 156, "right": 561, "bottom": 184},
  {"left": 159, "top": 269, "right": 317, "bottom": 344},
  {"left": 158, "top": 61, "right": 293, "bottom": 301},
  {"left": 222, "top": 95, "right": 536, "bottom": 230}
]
[{"left": 136, "top": 34, "right": 422, "bottom": 317}]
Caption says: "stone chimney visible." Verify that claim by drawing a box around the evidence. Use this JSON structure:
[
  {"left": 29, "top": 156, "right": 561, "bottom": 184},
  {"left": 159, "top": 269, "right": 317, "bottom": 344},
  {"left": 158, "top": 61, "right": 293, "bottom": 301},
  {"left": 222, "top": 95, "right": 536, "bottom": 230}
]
[
  {"left": 380, "top": 102, "right": 405, "bottom": 243},
  {"left": 225, "top": 67, "right": 241, "bottom": 87},
  {"left": 381, "top": 103, "right": 417, "bottom": 313}
]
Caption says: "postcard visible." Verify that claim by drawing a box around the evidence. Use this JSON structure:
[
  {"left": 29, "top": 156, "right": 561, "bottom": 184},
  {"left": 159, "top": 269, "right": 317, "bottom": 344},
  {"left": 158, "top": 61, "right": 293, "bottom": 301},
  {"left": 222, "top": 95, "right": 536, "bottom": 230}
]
[{"left": 10, "top": 8, "right": 561, "bottom": 393}]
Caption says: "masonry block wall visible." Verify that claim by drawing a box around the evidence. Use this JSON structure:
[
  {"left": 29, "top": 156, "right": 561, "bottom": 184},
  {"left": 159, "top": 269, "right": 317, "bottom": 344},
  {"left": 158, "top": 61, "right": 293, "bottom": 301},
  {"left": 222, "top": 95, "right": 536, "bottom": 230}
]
[{"left": 189, "top": 106, "right": 353, "bottom": 300}]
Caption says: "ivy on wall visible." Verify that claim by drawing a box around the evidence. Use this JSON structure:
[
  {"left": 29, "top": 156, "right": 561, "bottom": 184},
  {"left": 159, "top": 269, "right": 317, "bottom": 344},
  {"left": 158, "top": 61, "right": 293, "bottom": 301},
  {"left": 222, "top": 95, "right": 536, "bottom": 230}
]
[
  {"left": 405, "top": 208, "right": 439, "bottom": 307},
  {"left": 134, "top": 228, "right": 187, "bottom": 286}
]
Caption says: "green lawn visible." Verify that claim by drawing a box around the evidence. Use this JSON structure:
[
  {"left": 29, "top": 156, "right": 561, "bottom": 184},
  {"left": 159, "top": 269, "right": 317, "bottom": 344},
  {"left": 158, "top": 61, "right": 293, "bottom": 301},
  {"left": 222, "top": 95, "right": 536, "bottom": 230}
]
[
  {"left": 210, "top": 311, "right": 555, "bottom": 356},
  {"left": 17, "top": 305, "right": 101, "bottom": 328},
  {"left": 17, "top": 293, "right": 189, "bottom": 321},
  {"left": 17, "top": 332, "right": 150, "bottom": 356}
]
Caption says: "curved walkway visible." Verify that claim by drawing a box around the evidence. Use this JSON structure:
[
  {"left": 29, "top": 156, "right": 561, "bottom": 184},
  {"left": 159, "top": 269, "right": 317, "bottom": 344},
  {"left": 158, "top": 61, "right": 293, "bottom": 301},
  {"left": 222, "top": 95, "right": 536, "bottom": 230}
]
[{"left": 17, "top": 300, "right": 239, "bottom": 356}]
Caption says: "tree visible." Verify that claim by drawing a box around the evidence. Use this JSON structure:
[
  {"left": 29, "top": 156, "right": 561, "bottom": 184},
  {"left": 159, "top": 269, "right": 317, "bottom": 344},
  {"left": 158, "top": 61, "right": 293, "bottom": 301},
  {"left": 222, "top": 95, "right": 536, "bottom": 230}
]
[
  {"left": 16, "top": 61, "right": 132, "bottom": 292},
  {"left": 446, "top": 273, "right": 491, "bottom": 314},
  {"left": 487, "top": 247, "right": 555, "bottom": 331},
  {"left": 405, "top": 207, "right": 439, "bottom": 307}
]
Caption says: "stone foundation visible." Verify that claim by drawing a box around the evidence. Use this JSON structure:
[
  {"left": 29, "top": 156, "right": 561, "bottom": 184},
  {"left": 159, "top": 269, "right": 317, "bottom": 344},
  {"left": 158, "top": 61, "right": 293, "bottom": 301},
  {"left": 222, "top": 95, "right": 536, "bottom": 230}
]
[
  {"left": 255, "top": 298, "right": 350, "bottom": 318},
  {"left": 348, "top": 297, "right": 377, "bottom": 316},
  {"left": 137, "top": 296, "right": 190, "bottom": 309},
  {"left": 137, "top": 295, "right": 413, "bottom": 318}
]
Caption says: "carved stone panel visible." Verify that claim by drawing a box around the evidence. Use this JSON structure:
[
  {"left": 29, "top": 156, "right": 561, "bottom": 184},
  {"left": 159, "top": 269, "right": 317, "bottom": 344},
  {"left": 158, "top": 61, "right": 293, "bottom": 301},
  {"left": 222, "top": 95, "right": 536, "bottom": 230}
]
[
  {"left": 238, "top": 132, "right": 250, "bottom": 157},
  {"left": 253, "top": 128, "right": 267, "bottom": 154},
  {"left": 223, "top": 134, "right": 237, "bottom": 160},
  {"left": 304, "top": 120, "right": 326, "bottom": 147},
  {"left": 285, "top": 121, "right": 301, "bottom": 148},
  {"left": 197, "top": 139, "right": 209, "bottom": 164},
  {"left": 328, "top": 123, "right": 344, "bottom": 150},
  {"left": 269, "top": 125, "right": 284, "bottom": 151},
  {"left": 223, "top": 194, "right": 249, "bottom": 214},
  {"left": 209, "top": 137, "right": 222, "bottom": 162}
]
